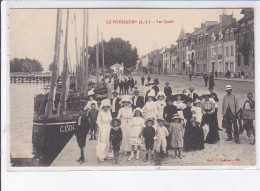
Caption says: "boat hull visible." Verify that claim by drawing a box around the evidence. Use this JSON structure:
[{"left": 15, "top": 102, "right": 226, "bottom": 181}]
[{"left": 32, "top": 119, "right": 76, "bottom": 166}]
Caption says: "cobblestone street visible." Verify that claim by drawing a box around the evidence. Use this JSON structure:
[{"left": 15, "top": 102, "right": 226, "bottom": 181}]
[{"left": 52, "top": 74, "right": 255, "bottom": 167}]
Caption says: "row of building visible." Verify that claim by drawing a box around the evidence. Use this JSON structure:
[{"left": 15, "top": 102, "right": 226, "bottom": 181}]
[{"left": 136, "top": 8, "right": 254, "bottom": 79}]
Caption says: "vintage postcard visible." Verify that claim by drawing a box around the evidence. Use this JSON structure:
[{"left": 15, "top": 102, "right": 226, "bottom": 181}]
[{"left": 6, "top": 6, "right": 256, "bottom": 168}]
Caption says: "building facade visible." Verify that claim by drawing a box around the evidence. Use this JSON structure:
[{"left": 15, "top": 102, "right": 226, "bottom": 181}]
[{"left": 236, "top": 8, "right": 254, "bottom": 78}]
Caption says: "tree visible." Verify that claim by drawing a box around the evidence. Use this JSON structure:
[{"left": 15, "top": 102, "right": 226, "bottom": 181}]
[
  {"left": 10, "top": 58, "right": 44, "bottom": 72},
  {"left": 89, "top": 37, "right": 139, "bottom": 69}
]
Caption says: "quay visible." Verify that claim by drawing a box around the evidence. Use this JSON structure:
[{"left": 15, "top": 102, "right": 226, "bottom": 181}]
[
  {"left": 10, "top": 72, "right": 52, "bottom": 83},
  {"left": 51, "top": 75, "right": 255, "bottom": 167}
]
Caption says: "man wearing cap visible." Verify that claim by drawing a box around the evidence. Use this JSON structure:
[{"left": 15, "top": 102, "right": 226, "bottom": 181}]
[
  {"left": 188, "top": 86, "right": 201, "bottom": 104},
  {"left": 164, "top": 82, "right": 172, "bottom": 98},
  {"left": 222, "top": 85, "right": 240, "bottom": 143},
  {"left": 110, "top": 90, "right": 121, "bottom": 118},
  {"left": 132, "top": 89, "right": 144, "bottom": 109}
]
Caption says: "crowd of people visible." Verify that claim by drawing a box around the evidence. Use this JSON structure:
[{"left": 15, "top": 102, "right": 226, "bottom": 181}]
[{"left": 74, "top": 75, "right": 255, "bottom": 165}]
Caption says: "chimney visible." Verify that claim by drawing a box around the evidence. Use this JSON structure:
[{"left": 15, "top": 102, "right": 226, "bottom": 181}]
[
  {"left": 205, "top": 21, "right": 218, "bottom": 27},
  {"left": 219, "top": 14, "right": 233, "bottom": 26},
  {"left": 201, "top": 23, "right": 206, "bottom": 29}
]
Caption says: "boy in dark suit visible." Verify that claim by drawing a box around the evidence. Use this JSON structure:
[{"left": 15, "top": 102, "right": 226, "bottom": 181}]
[
  {"left": 111, "top": 90, "right": 121, "bottom": 118},
  {"left": 75, "top": 109, "right": 90, "bottom": 164},
  {"left": 132, "top": 89, "right": 144, "bottom": 109},
  {"left": 188, "top": 86, "right": 201, "bottom": 104}
]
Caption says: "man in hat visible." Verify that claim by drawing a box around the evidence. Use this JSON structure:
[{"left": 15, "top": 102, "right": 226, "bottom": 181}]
[
  {"left": 164, "top": 82, "right": 172, "bottom": 98},
  {"left": 222, "top": 85, "right": 240, "bottom": 143},
  {"left": 147, "top": 75, "right": 151, "bottom": 83},
  {"left": 111, "top": 90, "right": 121, "bottom": 118},
  {"left": 75, "top": 109, "right": 90, "bottom": 164},
  {"left": 188, "top": 86, "right": 201, "bottom": 104},
  {"left": 141, "top": 76, "right": 145, "bottom": 86},
  {"left": 203, "top": 73, "right": 209, "bottom": 86},
  {"left": 132, "top": 89, "right": 144, "bottom": 109}
]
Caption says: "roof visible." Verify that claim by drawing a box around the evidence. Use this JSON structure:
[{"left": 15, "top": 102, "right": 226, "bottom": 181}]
[
  {"left": 177, "top": 27, "right": 186, "bottom": 41},
  {"left": 111, "top": 63, "right": 123, "bottom": 67}
]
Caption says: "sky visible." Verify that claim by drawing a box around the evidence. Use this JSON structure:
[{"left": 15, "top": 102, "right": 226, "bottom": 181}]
[{"left": 10, "top": 8, "right": 244, "bottom": 71}]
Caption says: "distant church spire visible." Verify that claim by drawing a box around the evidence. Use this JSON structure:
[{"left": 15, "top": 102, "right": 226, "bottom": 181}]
[{"left": 177, "top": 26, "right": 185, "bottom": 41}]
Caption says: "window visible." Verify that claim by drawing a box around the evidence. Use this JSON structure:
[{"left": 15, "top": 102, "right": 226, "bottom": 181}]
[
  {"left": 196, "top": 50, "right": 199, "bottom": 59},
  {"left": 203, "top": 50, "right": 207, "bottom": 59},
  {"left": 231, "top": 46, "right": 234, "bottom": 56},
  {"left": 211, "top": 47, "right": 215, "bottom": 57},
  {"left": 218, "top": 45, "right": 222, "bottom": 54},
  {"left": 238, "top": 54, "right": 240, "bottom": 66},
  {"left": 226, "top": 46, "right": 229, "bottom": 56}
]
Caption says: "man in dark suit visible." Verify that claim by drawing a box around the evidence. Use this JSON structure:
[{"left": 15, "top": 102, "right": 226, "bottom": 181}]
[
  {"left": 75, "top": 109, "right": 90, "bottom": 164},
  {"left": 132, "top": 89, "right": 144, "bottom": 109},
  {"left": 188, "top": 86, "right": 201, "bottom": 104},
  {"left": 111, "top": 90, "right": 121, "bottom": 118}
]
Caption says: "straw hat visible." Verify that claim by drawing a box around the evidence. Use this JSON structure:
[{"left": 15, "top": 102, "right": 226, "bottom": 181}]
[
  {"left": 189, "top": 86, "right": 195, "bottom": 90},
  {"left": 156, "top": 91, "right": 165, "bottom": 99},
  {"left": 225, "top": 85, "right": 232, "bottom": 91},
  {"left": 120, "top": 95, "right": 133, "bottom": 104},
  {"left": 100, "top": 99, "right": 111, "bottom": 108},
  {"left": 201, "top": 92, "right": 211, "bottom": 98},
  {"left": 110, "top": 118, "right": 121, "bottom": 127},
  {"left": 145, "top": 118, "right": 155, "bottom": 126},
  {"left": 88, "top": 88, "right": 95, "bottom": 96},
  {"left": 156, "top": 118, "right": 165, "bottom": 123},
  {"left": 194, "top": 99, "right": 201, "bottom": 105},
  {"left": 134, "top": 88, "right": 140, "bottom": 93},
  {"left": 173, "top": 92, "right": 187, "bottom": 101},
  {"left": 172, "top": 114, "right": 182, "bottom": 121},
  {"left": 112, "top": 90, "right": 119, "bottom": 94}
]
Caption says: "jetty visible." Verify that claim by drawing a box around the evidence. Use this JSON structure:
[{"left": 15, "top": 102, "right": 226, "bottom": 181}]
[{"left": 10, "top": 72, "right": 52, "bottom": 83}]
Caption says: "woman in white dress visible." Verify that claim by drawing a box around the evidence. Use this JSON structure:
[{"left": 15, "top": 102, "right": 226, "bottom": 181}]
[
  {"left": 96, "top": 99, "right": 112, "bottom": 161},
  {"left": 155, "top": 92, "right": 166, "bottom": 119},
  {"left": 142, "top": 91, "right": 157, "bottom": 121},
  {"left": 173, "top": 93, "right": 186, "bottom": 120},
  {"left": 191, "top": 99, "right": 202, "bottom": 124},
  {"left": 128, "top": 108, "right": 145, "bottom": 160},
  {"left": 117, "top": 95, "right": 133, "bottom": 154}
]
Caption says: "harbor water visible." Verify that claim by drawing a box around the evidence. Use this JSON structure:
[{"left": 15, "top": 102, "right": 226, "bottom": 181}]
[{"left": 10, "top": 83, "right": 54, "bottom": 166}]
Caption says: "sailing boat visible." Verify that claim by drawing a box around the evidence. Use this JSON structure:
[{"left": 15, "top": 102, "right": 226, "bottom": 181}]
[
  {"left": 32, "top": 9, "right": 84, "bottom": 165},
  {"left": 32, "top": 9, "right": 108, "bottom": 165}
]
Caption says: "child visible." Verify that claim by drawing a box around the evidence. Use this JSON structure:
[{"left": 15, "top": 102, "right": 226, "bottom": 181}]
[
  {"left": 242, "top": 92, "right": 255, "bottom": 145},
  {"left": 109, "top": 118, "right": 123, "bottom": 164},
  {"left": 143, "top": 118, "right": 156, "bottom": 162},
  {"left": 169, "top": 114, "right": 184, "bottom": 159},
  {"left": 84, "top": 94, "right": 98, "bottom": 111},
  {"left": 87, "top": 103, "right": 99, "bottom": 140},
  {"left": 128, "top": 108, "right": 145, "bottom": 160},
  {"left": 154, "top": 119, "right": 169, "bottom": 165},
  {"left": 191, "top": 99, "right": 202, "bottom": 125}
]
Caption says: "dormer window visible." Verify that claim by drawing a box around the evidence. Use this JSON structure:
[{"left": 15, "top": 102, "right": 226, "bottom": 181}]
[{"left": 219, "top": 32, "right": 223, "bottom": 40}]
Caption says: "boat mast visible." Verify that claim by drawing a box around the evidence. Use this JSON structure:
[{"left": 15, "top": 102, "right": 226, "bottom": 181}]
[
  {"left": 59, "top": 9, "right": 70, "bottom": 118},
  {"left": 46, "top": 9, "right": 61, "bottom": 118},
  {"left": 74, "top": 14, "right": 79, "bottom": 91},
  {"left": 84, "top": 9, "right": 89, "bottom": 95},
  {"left": 96, "top": 26, "right": 99, "bottom": 84},
  {"left": 101, "top": 32, "right": 105, "bottom": 79},
  {"left": 81, "top": 9, "right": 86, "bottom": 95}
]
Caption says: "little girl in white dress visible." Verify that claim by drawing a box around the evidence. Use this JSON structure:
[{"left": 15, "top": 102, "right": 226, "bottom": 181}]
[{"left": 128, "top": 108, "right": 145, "bottom": 160}]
